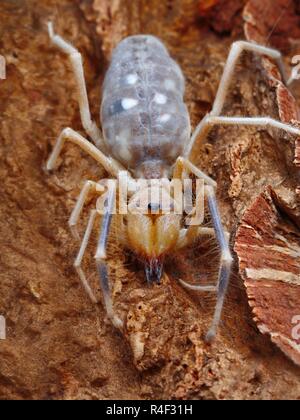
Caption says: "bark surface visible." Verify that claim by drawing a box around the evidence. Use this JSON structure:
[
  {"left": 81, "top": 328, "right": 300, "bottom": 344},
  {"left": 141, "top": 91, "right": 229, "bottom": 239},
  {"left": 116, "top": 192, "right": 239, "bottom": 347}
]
[{"left": 0, "top": 0, "right": 299, "bottom": 400}]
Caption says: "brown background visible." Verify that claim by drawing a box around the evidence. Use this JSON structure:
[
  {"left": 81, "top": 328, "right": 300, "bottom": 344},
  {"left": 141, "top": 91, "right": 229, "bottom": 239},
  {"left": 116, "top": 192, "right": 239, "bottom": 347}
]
[{"left": 0, "top": 0, "right": 299, "bottom": 400}]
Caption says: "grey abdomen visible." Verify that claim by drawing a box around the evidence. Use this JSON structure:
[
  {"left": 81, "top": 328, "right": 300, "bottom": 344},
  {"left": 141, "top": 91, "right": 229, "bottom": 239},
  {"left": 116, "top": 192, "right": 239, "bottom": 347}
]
[{"left": 101, "top": 35, "right": 191, "bottom": 174}]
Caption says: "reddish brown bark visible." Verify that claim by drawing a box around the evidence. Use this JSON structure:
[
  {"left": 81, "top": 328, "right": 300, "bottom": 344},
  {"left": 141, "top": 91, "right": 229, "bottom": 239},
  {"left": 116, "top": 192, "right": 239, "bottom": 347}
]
[
  {"left": 235, "top": 187, "right": 300, "bottom": 366},
  {"left": 0, "top": 0, "right": 299, "bottom": 400}
]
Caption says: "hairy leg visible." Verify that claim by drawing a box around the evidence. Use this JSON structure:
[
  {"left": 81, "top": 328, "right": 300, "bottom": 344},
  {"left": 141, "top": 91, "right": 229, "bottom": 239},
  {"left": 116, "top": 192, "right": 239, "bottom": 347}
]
[
  {"left": 94, "top": 183, "right": 123, "bottom": 329},
  {"left": 74, "top": 210, "right": 98, "bottom": 303},
  {"left": 46, "top": 127, "right": 124, "bottom": 177},
  {"left": 173, "top": 157, "right": 217, "bottom": 187},
  {"left": 185, "top": 115, "right": 300, "bottom": 158},
  {"left": 205, "top": 186, "right": 233, "bottom": 342},
  {"left": 48, "top": 22, "right": 105, "bottom": 150},
  {"left": 69, "top": 180, "right": 105, "bottom": 240},
  {"left": 186, "top": 40, "right": 296, "bottom": 157}
]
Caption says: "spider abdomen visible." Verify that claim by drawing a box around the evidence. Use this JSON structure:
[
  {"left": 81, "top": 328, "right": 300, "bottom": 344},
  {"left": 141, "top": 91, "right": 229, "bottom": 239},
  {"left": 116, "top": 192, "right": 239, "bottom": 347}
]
[{"left": 101, "top": 35, "right": 191, "bottom": 176}]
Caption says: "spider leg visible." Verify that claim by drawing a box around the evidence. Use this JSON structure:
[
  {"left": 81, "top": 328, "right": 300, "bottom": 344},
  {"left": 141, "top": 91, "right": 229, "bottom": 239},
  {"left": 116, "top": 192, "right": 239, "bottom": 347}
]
[
  {"left": 177, "top": 227, "right": 217, "bottom": 292},
  {"left": 47, "top": 129, "right": 135, "bottom": 238},
  {"left": 94, "top": 183, "right": 123, "bottom": 330},
  {"left": 69, "top": 180, "right": 105, "bottom": 240},
  {"left": 46, "top": 127, "right": 124, "bottom": 177},
  {"left": 185, "top": 41, "right": 295, "bottom": 157},
  {"left": 176, "top": 226, "right": 230, "bottom": 293},
  {"left": 185, "top": 115, "right": 300, "bottom": 158},
  {"left": 172, "top": 158, "right": 232, "bottom": 325},
  {"left": 176, "top": 226, "right": 230, "bottom": 250},
  {"left": 180, "top": 281, "right": 217, "bottom": 293},
  {"left": 203, "top": 116, "right": 300, "bottom": 136},
  {"left": 205, "top": 186, "right": 233, "bottom": 342},
  {"left": 74, "top": 210, "right": 98, "bottom": 303},
  {"left": 172, "top": 156, "right": 214, "bottom": 226},
  {"left": 211, "top": 41, "right": 289, "bottom": 117},
  {"left": 173, "top": 156, "right": 217, "bottom": 187},
  {"left": 48, "top": 22, "right": 105, "bottom": 150}
]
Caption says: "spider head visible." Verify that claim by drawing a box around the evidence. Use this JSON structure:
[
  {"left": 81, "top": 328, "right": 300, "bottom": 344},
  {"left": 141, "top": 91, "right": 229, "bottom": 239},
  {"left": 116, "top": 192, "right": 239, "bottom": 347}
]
[{"left": 125, "top": 183, "right": 181, "bottom": 282}]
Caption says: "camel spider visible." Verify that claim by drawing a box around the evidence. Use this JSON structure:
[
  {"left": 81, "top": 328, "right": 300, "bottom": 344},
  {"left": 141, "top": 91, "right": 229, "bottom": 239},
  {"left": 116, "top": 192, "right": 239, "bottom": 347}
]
[{"left": 46, "top": 22, "right": 300, "bottom": 341}]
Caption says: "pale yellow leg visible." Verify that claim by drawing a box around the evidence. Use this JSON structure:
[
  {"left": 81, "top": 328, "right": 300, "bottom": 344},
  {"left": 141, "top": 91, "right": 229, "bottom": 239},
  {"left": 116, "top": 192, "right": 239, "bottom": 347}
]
[
  {"left": 47, "top": 127, "right": 124, "bottom": 177},
  {"left": 69, "top": 180, "right": 105, "bottom": 240}
]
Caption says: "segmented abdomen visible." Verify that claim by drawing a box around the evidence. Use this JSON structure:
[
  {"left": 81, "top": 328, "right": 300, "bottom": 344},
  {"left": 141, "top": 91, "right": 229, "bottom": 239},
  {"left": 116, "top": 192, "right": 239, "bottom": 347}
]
[{"left": 101, "top": 35, "right": 191, "bottom": 176}]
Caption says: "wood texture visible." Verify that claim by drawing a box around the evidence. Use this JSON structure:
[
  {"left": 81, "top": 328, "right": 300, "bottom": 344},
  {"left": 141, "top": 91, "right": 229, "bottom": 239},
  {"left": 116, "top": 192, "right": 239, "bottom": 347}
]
[
  {"left": 0, "top": 0, "right": 299, "bottom": 399},
  {"left": 235, "top": 186, "right": 300, "bottom": 367}
]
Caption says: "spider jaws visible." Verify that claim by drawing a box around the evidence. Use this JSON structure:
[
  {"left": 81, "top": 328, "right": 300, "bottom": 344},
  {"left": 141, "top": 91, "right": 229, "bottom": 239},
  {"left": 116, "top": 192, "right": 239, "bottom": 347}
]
[{"left": 145, "top": 258, "right": 164, "bottom": 284}]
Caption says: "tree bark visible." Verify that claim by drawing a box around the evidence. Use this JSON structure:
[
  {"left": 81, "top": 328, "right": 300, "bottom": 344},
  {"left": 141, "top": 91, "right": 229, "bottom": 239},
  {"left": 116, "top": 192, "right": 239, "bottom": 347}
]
[{"left": 0, "top": 0, "right": 299, "bottom": 400}]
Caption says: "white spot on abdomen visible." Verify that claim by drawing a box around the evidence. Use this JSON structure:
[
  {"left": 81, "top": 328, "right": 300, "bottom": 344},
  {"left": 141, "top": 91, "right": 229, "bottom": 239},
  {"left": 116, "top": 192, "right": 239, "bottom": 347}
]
[
  {"left": 122, "top": 98, "right": 138, "bottom": 110},
  {"left": 164, "top": 79, "right": 176, "bottom": 91},
  {"left": 126, "top": 74, "right": 138, "bottom": 85},
  {"left": 154, "top": 93, "right": 167, "bottom": 104},
  {"left": 159, "top": 113, "right": 171, "bottom": 123},
  {"left": 119, "top": 143, "right": 132, "bottom": 162}
]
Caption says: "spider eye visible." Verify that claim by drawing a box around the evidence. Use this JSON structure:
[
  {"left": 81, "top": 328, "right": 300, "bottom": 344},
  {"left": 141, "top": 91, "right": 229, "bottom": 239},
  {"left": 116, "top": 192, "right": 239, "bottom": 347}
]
[{"left": 148, "top": 203, "right": 160, "bottom": 212}]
